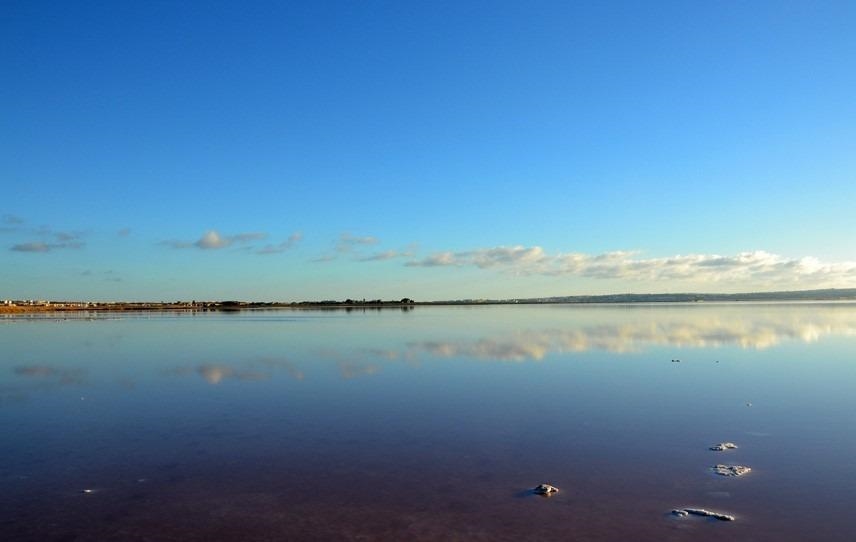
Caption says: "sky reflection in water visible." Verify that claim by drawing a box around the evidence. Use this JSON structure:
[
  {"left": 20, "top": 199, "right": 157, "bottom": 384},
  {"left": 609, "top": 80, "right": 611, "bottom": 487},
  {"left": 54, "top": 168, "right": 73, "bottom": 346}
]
[{"left": 2, "top": 304, "right": 856, "bottom": 541}]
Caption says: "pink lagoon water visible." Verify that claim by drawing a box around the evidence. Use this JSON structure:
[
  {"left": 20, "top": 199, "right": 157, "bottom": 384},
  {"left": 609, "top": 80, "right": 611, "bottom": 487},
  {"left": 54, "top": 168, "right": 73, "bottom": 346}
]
[{"left": 3, "top": 303, "right": 856, "bottom": 541}]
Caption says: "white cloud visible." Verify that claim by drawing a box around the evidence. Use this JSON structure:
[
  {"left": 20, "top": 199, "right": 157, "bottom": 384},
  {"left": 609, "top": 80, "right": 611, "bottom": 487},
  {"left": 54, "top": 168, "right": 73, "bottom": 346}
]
[{"left": 405, "top": 246, "right": 856, "bottom": 288}]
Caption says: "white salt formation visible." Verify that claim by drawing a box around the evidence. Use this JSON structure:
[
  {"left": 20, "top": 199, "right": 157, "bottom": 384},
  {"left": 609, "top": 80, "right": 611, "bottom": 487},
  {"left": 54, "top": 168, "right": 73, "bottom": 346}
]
[
  {"left": 672, "top": 508, "right": 735, "bottom": 521},
  {"left": 712, "top": 464, "right": 751, "bottom": 476},
  {"left": 533, "top": 483, "right": 559, "bottom": 495},
  {"left": 709, "top": 442, "right": 738, "bottom": 451}
]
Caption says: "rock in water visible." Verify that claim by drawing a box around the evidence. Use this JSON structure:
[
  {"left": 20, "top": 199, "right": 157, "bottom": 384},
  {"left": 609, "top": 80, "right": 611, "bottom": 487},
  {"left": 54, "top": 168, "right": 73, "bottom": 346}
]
[
  {"left": 533, "top": 483, "right": 559, "bottom": 495},
  {"left": 672, "top": 508, "right": 735, "bottom": 521},
  {"left": 712, "top": 464, "right": 751, "bottom": 476},
  {"left": 709, "top": 442, "right": 738, "bottom": 451}
]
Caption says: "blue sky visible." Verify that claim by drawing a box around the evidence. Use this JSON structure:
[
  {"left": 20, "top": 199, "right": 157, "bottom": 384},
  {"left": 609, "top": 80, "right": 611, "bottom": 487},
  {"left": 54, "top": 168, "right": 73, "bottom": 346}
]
[{"left": 3, "top": 1, "right": 856, "bottom": 301}]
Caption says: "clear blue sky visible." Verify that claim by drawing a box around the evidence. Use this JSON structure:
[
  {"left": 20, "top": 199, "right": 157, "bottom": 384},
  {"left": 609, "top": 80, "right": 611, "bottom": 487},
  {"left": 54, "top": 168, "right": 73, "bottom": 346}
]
[{"left": 3, "top": 1, "right": 856, "bottom": 301}]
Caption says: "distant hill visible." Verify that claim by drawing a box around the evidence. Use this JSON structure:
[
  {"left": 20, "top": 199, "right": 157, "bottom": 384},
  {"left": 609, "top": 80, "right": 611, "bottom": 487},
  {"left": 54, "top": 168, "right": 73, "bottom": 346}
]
[{"left": 432, "top": 288, "right": 856, "bottom": 304}]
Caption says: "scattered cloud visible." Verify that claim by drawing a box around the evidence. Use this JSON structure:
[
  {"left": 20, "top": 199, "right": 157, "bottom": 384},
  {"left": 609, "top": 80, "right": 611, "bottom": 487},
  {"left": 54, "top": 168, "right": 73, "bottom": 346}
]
[
  {"left": 405, "top": 246, "right": 856, "bottom": 288},
  {"left": 11, "top": 240, "right": 83, "bottom": 253},
  {"left": 406, "top": 246, "right": 546, "bottom": 269},
  {"left": 161, "top": 230, "right": 268, "bottom": 250},
  {"left": 336, "top": 232, "right": 379, "bottom": 253},
  {"left": 357, "top": 249, "right": 414, "bottom": 262},
  {"left": 311, "top": 253, "right": 338, "bottom": 263},
  {"left": 257, "top": 232, "right": 303, "bottom": 255},
  {"left": 313, "top": 232, "right": 381, "bottom": 262},
  {"left": 195, "top": 230, "right": 228, "bottom": 249},
  {"left": 196, "top": 230, "right": 266, "bottom": 249},
  {"left": 117, "top": 227, "right": 131, "bottom": 237},
  {"left": 160, "top": 239, "right": 194, "bottom": 249},
  {"left": 11, "top": 242, "right": 51, "bottom": 253},
  {"left": 53, "top": 231, "right": 85, "bottom": 246},
  {"left": 8, "top": 229, "right": 85, "bottom": 252},
  {"left": 227, "top": 232, "right": 268, "bottom": 244},
  {"left": 2, "top": 214, "right": 24, "bottom": 225},
  {"left": 405, "top": 251, "right": 457, "bottom": 267}
]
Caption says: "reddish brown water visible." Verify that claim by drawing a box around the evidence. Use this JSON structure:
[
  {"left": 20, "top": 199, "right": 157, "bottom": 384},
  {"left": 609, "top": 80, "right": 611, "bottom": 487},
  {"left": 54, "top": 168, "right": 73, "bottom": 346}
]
[{"left": 3, "top": 304, "right": 856, "bottom": 541}]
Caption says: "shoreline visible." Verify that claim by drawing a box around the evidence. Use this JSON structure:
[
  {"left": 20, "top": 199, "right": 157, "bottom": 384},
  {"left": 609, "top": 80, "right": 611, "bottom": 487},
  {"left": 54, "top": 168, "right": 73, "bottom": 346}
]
[{"left": 4, "top": 297, "right": 856, "bottom": 314}]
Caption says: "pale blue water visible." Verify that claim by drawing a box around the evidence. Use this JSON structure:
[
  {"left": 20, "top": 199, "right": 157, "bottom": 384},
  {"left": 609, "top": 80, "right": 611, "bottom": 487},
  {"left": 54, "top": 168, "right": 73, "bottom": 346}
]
[{"left": 2, "top": 303, "right": 856, "bottom": 541}]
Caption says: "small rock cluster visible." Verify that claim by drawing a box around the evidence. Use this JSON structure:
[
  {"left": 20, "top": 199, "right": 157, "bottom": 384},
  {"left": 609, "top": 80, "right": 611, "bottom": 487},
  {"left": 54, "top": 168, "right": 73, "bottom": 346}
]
[{"left": 709, "top": 442, "right": 738, "bottom": 451}]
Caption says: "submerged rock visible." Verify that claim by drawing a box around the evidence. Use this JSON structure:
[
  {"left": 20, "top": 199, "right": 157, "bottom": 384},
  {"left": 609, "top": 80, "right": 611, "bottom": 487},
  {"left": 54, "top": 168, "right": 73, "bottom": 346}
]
[
  {"left": 712, "top": 464, "right": 751, "bottom": 476},
  {"left": 672, "top": 508, "right": 735, "bottom": 521},
  {"left": 533, "top": 483, "right": 559, "bottom": 495},
  {"left": 709, "top": 442, "right": 738, "bottom": 451}
]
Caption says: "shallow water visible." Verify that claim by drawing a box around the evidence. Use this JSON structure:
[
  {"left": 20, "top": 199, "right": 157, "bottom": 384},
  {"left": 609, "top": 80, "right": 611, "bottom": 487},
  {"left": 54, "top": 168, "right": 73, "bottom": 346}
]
[{"left": 2, "top": 303, "right": 856, "bottom": 541}]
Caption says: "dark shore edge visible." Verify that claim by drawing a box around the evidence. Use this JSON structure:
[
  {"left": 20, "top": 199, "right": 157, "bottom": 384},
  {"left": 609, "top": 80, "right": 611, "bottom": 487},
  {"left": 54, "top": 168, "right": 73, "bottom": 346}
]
[{"left": 3, "top": 288, "right": 856, "bottom": 314}]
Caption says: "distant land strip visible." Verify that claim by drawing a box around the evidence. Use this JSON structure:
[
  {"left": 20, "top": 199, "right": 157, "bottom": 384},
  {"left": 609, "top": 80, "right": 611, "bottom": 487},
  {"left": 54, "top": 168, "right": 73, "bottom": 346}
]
[{"left": 3, "top": 288, "right": 856, "bottom": 314}]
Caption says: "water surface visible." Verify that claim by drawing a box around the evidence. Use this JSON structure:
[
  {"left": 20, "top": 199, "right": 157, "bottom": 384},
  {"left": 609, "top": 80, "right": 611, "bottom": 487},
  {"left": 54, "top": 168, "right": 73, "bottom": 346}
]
[{"left": 3, "top": 303, "right": 856, "bottom": 541}]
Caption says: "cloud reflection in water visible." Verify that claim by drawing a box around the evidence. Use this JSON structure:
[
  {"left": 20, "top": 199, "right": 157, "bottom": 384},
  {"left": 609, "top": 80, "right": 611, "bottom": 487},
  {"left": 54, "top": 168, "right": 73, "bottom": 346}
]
[
  {"left": 165, "top": 358, "right": 305, "bottom": 385},
  {"left": 338, "top": 361, "right": 381, "bottom": 380},
  {"left": 151, "top": 306, "right": 856, "bottom": 385},
  {"left": 13, "top": 365, "right": 87, "bottom": 384},
  {"left": 378, "top": 307, "right": 856, "bottom": 364}
]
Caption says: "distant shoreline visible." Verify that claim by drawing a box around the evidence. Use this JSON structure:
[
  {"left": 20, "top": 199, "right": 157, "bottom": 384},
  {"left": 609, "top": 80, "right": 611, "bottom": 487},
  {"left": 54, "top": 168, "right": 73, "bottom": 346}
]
[{"left": 3, "top": 288, "right": 856, "bottom": 314}]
